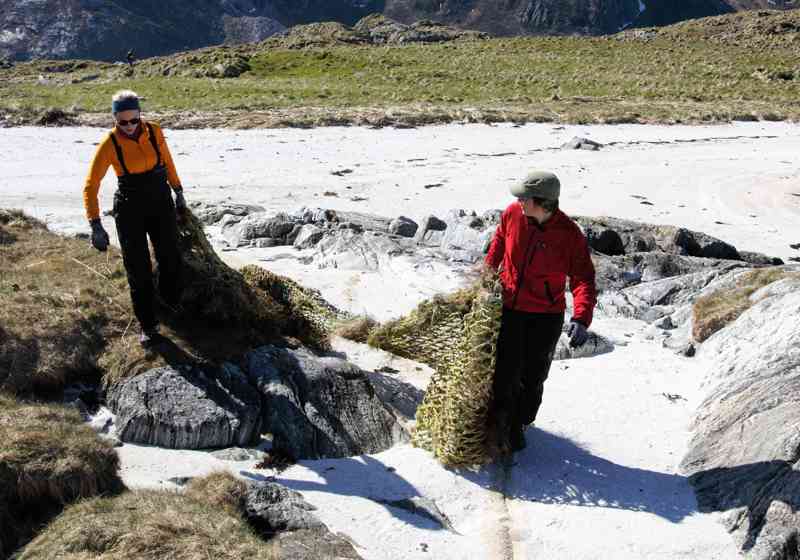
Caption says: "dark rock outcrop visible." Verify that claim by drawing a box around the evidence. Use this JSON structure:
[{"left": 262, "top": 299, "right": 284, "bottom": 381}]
[
  {"left": 739, "top": 250, "right": 784, "bottom": 267},
  {"left": 210, "top": 205, "right": 782, "bottom": 294},
  {"left": 353, "top": 13, "right": 487, "bottom": 43},
  {"left": 246, "top": 345, "right": 406, "bottom": 459},
  {"left": 438, "top": 209, "right": 497, "bottom": 263},
  {"left": 389, "top": 216, "right": 419, "bottom": 238},
  {"left": 597, "top": 261, "right": 748, "bottom": 320},
  {"left": 108, "top": 364, "right": 262, "bottom": 449},
  {"left": 575, "top": 216, "right": 745, "bottom": 259},
  {"left": 272, "top": 527, "right": 362, "bottom": 560},
  {"left": 243, "top": 479, "right": 362, "bottom": 558},
  {"left": 189, "top": 201, "right": 265, "bottom": 226},
  {"left": 592, "top": 252, "right": 746, "bottom": 292},
  {"left": 553, "top": 329, "right": 614, "bottom": 360},
  {"left": 244, "top": 481, "right": 325, "bottom": 533},
  {"left": 223, "top": 212, "right": 297, "bottom": 248},
  {"left": 585, "top": 227, "right": 625, "bottom": 256}
]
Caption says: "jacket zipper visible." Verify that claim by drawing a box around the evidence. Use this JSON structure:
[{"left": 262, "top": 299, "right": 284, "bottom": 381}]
[
  {"left": 545, "top": 280, "right": 556, "bottom": 305},
  {"left": 511, "top": 228, "right": 538, "bottom": 310}
]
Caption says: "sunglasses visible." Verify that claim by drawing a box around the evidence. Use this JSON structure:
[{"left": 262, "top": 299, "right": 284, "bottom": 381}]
[{"left": 116, "top": 117, "right": 140, "bottom": 126}]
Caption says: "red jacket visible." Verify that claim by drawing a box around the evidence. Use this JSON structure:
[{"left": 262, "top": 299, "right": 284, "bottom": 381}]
[{"left": 485, "top": 204, "right": 597, "bottom": 327}]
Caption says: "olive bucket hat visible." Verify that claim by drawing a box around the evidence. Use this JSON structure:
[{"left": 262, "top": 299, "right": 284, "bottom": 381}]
[{"left": 510, "top": 170, "right": 560, "bottom": 201}]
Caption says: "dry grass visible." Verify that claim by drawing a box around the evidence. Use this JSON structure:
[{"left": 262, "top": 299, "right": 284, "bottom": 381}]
[
  {"left": 0, "top": 209, "right": 334, "bottom": 391},
  {"left": 692, "top": 268, "right": 799, "bottom": 342},
  {"left": 185, "top": 470, "right": 247, "bottom": 516},
  {"left": 17, "top": 488, "right": 277, "bottom": 560},
  {"left": 0, "top": 395, "right": 123, "bottom": 558},
  {"left": 0, "top": 209, "right": 132, "bottom": 397},
  {"left": 407, "top": 271, "right": 504, "bottom": 466},
  {"left": 334, "top": 315, "right": 379, "bottom": 343}
]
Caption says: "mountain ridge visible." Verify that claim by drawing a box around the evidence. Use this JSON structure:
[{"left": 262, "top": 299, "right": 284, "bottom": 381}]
[{"left": 0, "top": 0, "right": 795, "bottom": 61}]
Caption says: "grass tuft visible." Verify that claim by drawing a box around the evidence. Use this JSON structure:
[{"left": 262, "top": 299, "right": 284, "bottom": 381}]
[
  {"left": 692, "top": 268, "right": 799, "bottom": 342},
  {"left": 0, "top": 210, "right": 132, "bottom": 397},
  {"left": 185, "top": 471, "right": 247, "bottom": 516},
  {"left": 0, "top": 395, "right": 123, "bottom": 558},
  {"left": 17, "top": 487, "right": 277, "bottom": 560},
  {"left": 334, "top": 315, "right": 379, "bottom": 343}
]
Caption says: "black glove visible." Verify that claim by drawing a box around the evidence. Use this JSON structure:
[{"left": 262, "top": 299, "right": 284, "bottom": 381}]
[
  {"left": 89, "top": 218, "right": 109, "bottom": 252},
  {"left": 174, "top": 188, "right": 187, "bottom": 214},
  {"left": 567, "top": 319, "right": 589, "bottom": 348}
]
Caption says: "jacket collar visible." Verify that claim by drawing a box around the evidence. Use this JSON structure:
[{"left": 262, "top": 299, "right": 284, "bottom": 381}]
[{"left": 511, "top": 203, "right": 568, "bottom": 232}]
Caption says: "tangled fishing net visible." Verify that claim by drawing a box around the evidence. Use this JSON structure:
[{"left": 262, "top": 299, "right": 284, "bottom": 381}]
[
  {"left": 168, "top": 211, "right": 344, "bottom": 351},
  {"left": 367, "top": 270, "right": 504, "bottom": 467},
  {"left": 241, "top": 265, "right": 349, "bottom": 352}
]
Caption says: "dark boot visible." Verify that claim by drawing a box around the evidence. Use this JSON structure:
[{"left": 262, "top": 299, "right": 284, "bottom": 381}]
[
  {"left": 139, "top": 325, "right": 161, "bottom": 348},
  {"left": 510, "top": 425, "right": 527, "bottom": 452}
]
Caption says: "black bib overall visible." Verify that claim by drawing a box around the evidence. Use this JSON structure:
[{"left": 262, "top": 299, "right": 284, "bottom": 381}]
[{"left": 110, "top": 124, "right": 182, "bottom": 330}]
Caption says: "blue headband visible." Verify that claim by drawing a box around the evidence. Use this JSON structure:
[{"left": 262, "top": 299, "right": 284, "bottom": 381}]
[{"left": 112, "top": 97, "right": 140, "bottom": 113}]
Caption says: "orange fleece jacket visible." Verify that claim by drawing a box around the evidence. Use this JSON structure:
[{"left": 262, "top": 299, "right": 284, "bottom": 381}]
[{"left": 83, "top": 121, "right": 182, "bottom": 221}]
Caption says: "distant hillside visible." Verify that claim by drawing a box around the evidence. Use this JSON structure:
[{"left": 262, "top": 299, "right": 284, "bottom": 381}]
[
  {"left": 1, "top": 0, "right": 797, "bottom": 61},
  {"left": 2, "top": 9, "right": 799, "bottom": 128}
]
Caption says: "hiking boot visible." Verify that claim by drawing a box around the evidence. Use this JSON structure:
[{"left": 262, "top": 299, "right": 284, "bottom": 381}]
[
  {"left": 139, "top": 326, "right": 160, "bottom": 348},
  {"left": 158, "top": 297, "right": 184, "bottom": 316},
  {"left": 510, "top": 427, "right": 527, "bottom": 452}
]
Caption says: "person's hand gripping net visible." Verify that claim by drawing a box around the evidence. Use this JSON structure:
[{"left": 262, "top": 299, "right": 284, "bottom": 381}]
[{"left": 174, "top": 187, "right": 187, "bottom": 218}]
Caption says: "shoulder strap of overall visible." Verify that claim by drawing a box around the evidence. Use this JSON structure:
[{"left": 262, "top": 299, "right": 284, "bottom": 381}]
[
  {"left": 146, "top": 122, "right": 162, "bottom": 168},
  {"left": 108, "top": 131, "right": 130, "bottom": 176}
]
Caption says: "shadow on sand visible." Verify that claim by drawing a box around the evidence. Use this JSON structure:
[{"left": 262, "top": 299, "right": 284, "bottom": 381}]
[
  {"left": 464, "top": 427, "right": 699, "bottom": 524},
  {"left": 241, "top": 426, "right": 709, "bottom": 533},
  {"left": 242, "top": 454, "right": 446, "bottom": 532}
]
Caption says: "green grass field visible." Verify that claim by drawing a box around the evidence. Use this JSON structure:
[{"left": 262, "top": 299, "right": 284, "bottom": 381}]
[{"left": 2, "top": 13, "right": 799, "bottom": 126}]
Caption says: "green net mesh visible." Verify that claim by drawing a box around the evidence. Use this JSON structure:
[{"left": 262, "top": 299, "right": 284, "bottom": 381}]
[
  {"left": 367, "top": 272, "right": 504, "bottom": 467},
  {"left": 241, "top": 265, "right": 350, "bottom": 352},
  {"left": 173, "top": 211, "right": 345, "bottom": 352}
]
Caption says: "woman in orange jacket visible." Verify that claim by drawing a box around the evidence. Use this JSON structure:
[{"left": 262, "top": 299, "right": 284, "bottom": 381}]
[{"left": 83, "top": 90, "right": 187, "bottom": 347}]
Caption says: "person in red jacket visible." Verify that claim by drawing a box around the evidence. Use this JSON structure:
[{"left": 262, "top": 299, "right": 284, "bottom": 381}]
[{"left": 485, "top": 170, "right": 596, "bottom": 453}]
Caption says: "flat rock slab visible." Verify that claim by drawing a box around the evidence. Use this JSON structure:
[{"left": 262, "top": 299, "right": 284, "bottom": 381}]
[
  {"left": 245, "top": 481, "right": 323, "bottom": 533},
  {"left": 682, "top": 276, "right": 800, "bottom": 558},
  {"left": 210, "top": 447, "right": 266, "bottom": 462},
  {"left": 108, "top": 364, "right": 262, "bottom": 449},
  {"left": 246, "top": 345, "right": 406, "bottom": 459},
  {"left": 273, "top": 527, "right": 362, "bottom": 559},
  {"left": 188, "top": 201, "right": 265, "bottom": 226}
]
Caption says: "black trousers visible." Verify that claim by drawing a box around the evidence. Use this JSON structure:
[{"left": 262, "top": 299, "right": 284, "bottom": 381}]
[
  {"left": 113, "top": 176, "right": 182, "bottom": 330},
  {"left": 492, "top": 308, "right": 564, "bottom": 439}
]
